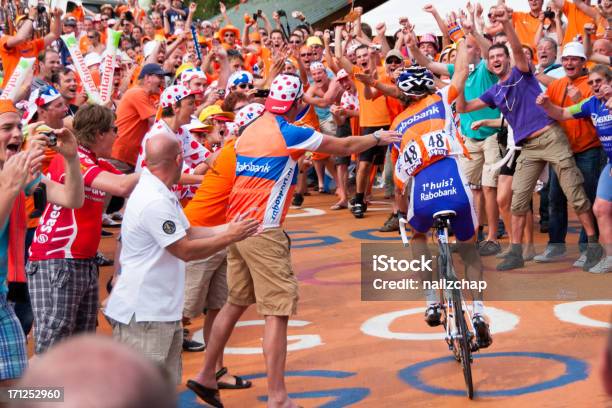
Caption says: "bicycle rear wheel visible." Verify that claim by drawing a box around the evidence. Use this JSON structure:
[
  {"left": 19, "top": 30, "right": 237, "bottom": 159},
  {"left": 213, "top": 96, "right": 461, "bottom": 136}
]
[{"left": 453, "top": 293, "right": 474, "bottom": 399}]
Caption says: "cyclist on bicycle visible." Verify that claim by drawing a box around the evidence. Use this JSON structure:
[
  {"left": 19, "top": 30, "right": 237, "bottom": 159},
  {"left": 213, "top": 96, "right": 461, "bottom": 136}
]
[{"left": 392, "top": 60, "right": 493, "bottom": 349}]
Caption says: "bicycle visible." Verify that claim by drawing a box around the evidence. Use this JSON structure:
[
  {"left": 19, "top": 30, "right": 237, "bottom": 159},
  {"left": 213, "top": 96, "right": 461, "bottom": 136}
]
[
  {"left": 435, "top": 210, "right": 481, "bottom": 398},
  {"left": 399, "top": 210, "right": 480, "bottom": 399}
]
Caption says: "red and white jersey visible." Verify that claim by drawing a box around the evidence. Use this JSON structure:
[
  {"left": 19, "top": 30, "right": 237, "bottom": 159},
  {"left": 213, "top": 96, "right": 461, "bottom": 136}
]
[
  {"left": 29, "top": 146, "right": 120, "bottom": 261},
  {"left": 135, "top": 119, "right": 211, "bottom": 200},
  {"left": 341, "top": 90, "right": 359, "bottom": 112}
]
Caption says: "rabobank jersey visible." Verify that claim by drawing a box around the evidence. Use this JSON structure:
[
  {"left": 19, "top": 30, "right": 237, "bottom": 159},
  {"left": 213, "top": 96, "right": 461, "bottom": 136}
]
[
  {"left": 391, "top": 85, "right": 467, "bottom": 189},
  {"left": 227, "top": 112, "right": 323, "bottom": 228},
  {"left": 569, "top": 96, "right": 612, "bottom": 162}
]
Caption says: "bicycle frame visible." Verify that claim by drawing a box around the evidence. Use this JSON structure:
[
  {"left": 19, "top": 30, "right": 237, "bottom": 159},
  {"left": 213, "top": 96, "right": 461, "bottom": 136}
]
[{"left": 433, "top": 212, "right": 476, "bottom": 398}]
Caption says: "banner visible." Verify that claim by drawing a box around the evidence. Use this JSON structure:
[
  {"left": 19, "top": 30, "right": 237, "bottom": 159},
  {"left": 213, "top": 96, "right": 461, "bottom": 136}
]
[
  {"left": 61, "top": 33, "right": 101, "bottom": 104},
  {"left": 99, "top": 29, "right": 122, "bottom": 104},
  {"left": 0, "top": 58, "right": 35, "bottom": 101}
]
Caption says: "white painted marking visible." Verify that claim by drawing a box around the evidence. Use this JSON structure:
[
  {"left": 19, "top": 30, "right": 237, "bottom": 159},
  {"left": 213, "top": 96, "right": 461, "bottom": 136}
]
[
  {"left": 553, "top": 301, "right": 612, "bottom": 328},
  {"left": 287, "top": 208, "right": 326, "bottom": 217},
  {"left": 360, "top": 306, "right": 520, "bottom": 341},
  {"left": 191, "top": 320, "right": 323, "bottom": 354}
]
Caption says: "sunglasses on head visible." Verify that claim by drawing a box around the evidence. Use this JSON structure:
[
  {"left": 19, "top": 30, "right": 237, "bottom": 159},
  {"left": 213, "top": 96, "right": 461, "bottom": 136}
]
[{"left": 236, "top": 83, "right": 254, "bottom": 90}]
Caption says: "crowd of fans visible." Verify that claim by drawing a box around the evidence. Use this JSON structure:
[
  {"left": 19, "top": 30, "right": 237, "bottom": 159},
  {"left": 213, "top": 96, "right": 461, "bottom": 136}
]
[{"left": 0, "top": 0, "right": 611, "bottom": 406}]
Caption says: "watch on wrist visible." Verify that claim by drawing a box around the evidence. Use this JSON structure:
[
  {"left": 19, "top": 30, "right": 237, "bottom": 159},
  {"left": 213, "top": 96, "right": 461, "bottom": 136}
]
[{"left": 373, "top": 130, "right": 381, "bottom": 145}]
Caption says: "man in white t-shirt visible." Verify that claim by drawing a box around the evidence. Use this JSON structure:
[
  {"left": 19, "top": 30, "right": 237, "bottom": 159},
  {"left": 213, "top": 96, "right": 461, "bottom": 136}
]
[{"left": 104, "top": 132, "right": 259, "bottom": 384}]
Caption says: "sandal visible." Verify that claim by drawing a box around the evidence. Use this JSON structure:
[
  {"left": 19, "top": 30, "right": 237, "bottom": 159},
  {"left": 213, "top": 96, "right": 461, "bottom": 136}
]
[
  {"left": 330, "top": 203, "right": 348, "bottom": 210},
  {"left": 186, "top": 379, "right": 224, "bottom": 408},
  {"left": 216, "top": 367, "right": 252, "bottom": 390}
]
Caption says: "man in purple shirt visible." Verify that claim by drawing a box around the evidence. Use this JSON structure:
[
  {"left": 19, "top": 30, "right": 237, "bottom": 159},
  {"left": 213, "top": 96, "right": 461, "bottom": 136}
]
[{"left": 455, "top": 5, "right": 602, "bottom": 271}]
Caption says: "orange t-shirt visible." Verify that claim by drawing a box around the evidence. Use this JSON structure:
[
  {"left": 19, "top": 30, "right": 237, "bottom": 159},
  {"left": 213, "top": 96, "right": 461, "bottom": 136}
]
[
  {"left": 111, "top": 86, "right": 157, "bottom": 166},
  {"left": 512, "top": 11, "right": 540, "bottom": 49},
  {"left": 382, "top": 74, "right": 404, "bottom": 123},
  {"left": 352, "top": 65, "right": 390, "bottom": 128},
  {"left": 183, "top": 138, "right": 237, "bottom": 227},
  {"left": 546, "top": 75, "right": 600, "bottom": 153},
  {"left": 562, "top": 1, "right": 596, "bottom": 45},
  {"left": 0, "top": 37, "right": 44, "bottom": 88}
]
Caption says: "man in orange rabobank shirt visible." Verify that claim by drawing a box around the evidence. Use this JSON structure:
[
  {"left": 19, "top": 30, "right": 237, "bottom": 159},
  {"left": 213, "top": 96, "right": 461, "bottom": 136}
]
[
  {"left": 182, "top": 103, "right": 264, "bottom": 388},
  {"left": 186, "top": 74, "right": 400, "bottom": 408}
]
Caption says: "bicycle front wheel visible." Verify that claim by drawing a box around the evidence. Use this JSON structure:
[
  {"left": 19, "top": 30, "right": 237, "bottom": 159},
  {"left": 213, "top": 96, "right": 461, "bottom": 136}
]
[{"left": 454, "top": 295, "right": 474, "bottom": 399}]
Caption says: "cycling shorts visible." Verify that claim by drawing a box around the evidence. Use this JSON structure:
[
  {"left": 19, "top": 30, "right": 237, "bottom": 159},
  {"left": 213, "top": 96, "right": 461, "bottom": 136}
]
[{"left": 407, "top": 157, "right": 477, "bottom": 241}]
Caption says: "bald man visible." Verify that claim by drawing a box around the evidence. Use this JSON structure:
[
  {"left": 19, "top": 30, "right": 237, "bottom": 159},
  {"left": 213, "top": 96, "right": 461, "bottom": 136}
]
[
  {"left": 104, "top": 133, "right": 259, "bottom": 384},
  {"left": 16, "top": 334, "right": 176, "bottom": 408}
]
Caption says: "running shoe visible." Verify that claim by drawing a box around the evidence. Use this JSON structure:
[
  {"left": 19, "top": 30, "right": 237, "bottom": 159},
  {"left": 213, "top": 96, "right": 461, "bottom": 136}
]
[
  {"left": 588, "top": 256, "right": 612, "bottom": 274},
  {"left": 533, "top": 245, "right": 566, "bottom": 263},
  {"left": 379, "top": 213, "right": 399, "bottom": 232},
  {"left": 573, "top": 252, "right": 587, "bottom": 268},
  {"left": 479, "top": 240, "right": 501, "bottom": 256},
  {"left": 583, "top": 243, "right": 604, "bottom": 271},
  {"left": 291, "top": 193, "right": 304, "bottom": 207},
  {"left": 351, "top": 202, "right": 366, "bottom": 219}
]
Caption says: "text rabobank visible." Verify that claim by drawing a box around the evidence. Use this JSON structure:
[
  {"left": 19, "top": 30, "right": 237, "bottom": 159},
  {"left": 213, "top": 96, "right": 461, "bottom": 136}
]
[{"left": 236, "top": 161, "right": 271, "bottom": 173}]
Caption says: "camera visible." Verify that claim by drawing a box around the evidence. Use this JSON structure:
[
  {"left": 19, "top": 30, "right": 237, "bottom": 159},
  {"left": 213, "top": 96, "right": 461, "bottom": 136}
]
[
  {"left": 30, "top": 183, "right": 47, "bottom": 219},
  {"left": 40, "top": 131, "right": 57, "bottom": 147},
  {"left": 37, "top": 5, "right": 46, "bottom": 14},
  {"left": 277, "top": 9, "right": 286, "bottom": 17},
  {"left": 254, "top": 89, "right": 270, "bottom": 98},
  {"left": 543, "top": 8, "right": 555, "bottom": 19},
  {"left": 124, "top": 10, "right": 134, "bottom": 22}
]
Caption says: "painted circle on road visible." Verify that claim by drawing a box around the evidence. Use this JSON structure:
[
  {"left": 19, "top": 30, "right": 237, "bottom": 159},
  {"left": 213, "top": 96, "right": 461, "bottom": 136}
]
[
  {"left": 361, "top": 307, "right": 519, "bottom": 341},
  {"left": 554, "top": 300, "right": 612, "bottom": 328},
  {"left": 398, "top": 352, "right": 589, "bottom": 397}
]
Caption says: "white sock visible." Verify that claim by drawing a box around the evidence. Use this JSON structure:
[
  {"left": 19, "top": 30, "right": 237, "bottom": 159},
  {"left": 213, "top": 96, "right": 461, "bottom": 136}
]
[{"left": 473, "top": 300, "right": 485, "bottom": 316}]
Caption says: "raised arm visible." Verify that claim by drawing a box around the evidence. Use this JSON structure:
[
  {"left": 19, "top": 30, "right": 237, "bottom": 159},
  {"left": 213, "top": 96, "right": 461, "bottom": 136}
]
[
  {"left": 219, "top": 2, "right": 232, "bottom": 25},
  {"left": 453, "top": 40, "right": 489, "bottom": 113},
  {"left": 259, "top": 12, "right": 273, "bottom": 36},
  {"left": 497, "top": 5, "right": 529, "bottom": 72},
  {"left": 404, "top": 28, "right": 450, "bottom": 77},
  {"left": 574, "top": 0, "right": 599, "bottom": 20},
  {"left": 185, "top": 2, "right": 196, "bottom": 32},
  {"left": 374, "top": 23, "right": 391, "bottom": 56},
  {"left": 44, "top": 8, "right": 63, "bottom": 48},
  {"left": 423, "top": 4, "right": 451, "bottom": 47}
]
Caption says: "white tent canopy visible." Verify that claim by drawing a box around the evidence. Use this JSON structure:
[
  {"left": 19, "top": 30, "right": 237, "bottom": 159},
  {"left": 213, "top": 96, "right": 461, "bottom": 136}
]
[{"left": 362, "top": 0, "right": 536, "bottom": 36}]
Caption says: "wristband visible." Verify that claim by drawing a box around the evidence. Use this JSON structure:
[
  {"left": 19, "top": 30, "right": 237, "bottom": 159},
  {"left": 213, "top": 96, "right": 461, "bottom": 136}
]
[{"left": 373, "top": 130, "right": 381, "bottom": 145}]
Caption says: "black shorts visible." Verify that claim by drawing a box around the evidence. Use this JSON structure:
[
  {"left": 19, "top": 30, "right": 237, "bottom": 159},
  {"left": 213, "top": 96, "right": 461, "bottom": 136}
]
[
  {"left": 499, "top": 148, "right": 521, "bottom": 176},
  {"left": 335, "top": 121, "right": 352, "bottom": 166},
  {"left": 359, "top": 126, "right": 388, "bottom": 165}
]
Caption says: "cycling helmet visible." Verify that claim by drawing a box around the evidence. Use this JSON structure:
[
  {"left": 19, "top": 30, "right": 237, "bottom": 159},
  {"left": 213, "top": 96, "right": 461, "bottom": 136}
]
[{"left": 396, "top": 66, "right": 436, "bottom": 97}]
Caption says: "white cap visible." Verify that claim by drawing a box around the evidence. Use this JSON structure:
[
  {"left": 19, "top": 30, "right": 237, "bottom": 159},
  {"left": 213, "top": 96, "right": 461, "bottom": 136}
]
[
  {"left": 562, "top": 42, "right": 586, "bottom": 59},
  {"left": 143, "top": 40, "right": 159, "bottom": 59},
  {"left": 84, "top": 52, "right": 102, "bottom": 67}
]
